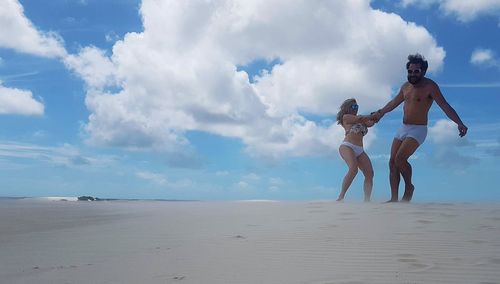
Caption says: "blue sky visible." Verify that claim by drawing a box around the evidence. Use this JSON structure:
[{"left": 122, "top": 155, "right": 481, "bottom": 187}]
[{"left": 1, "top": 0, "right": 499, "bottom": 201}]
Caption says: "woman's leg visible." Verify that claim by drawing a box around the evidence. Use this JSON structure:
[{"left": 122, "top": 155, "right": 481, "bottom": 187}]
[
  {"left": 357, "top": 152, "right": 374, "bottom": 202},
  {"left": 338, "top": 145, "right": 359, "bottom": 201}
]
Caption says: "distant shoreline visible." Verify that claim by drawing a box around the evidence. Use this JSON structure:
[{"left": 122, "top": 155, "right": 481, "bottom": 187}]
[
  {"left": 0, "top": 196, "right": 199, "bottom": 202},
  {"left": 1, "top": 196, "right": 500, "bottom": 204}
]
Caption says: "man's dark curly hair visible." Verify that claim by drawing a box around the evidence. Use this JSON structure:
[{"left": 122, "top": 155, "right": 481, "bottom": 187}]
[{"left": 406, "top": 53, "right": 428, "bottom": 73}]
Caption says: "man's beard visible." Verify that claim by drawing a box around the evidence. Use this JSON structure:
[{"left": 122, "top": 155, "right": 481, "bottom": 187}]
[{"left": 407, "top": 75, "right": 422, "bottom": 85}]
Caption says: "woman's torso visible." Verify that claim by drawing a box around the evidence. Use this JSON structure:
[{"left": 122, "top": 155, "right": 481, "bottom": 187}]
[{"left": 342, "top": 122, "right": 367, "bottom": 146}]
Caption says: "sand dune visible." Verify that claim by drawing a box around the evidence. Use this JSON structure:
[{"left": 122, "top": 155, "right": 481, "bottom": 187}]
[{"left": 1, "top": 200, "right": 500, "bottom": 283}]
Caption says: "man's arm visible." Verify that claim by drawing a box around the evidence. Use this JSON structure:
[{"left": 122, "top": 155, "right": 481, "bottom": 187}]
[
  {"left": 372, "top": 86, "right": 405, "bottom": 121},
  {"left": 431, "top": 83, "right": 468, "bottom": 137}
]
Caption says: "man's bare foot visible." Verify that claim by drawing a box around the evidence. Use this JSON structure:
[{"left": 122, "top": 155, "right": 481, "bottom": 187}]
[
  {"left": 385, "top": 199, "right": 398, "bottom": 203},
  {"left": 401, "top": 184, "right": 415, "bottom": 202},
  {"left": 336, "top": 197, "right": 344, "bottom": 202}
]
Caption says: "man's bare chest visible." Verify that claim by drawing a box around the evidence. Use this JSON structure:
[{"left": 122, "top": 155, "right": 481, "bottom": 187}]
[{"left": 404, "top": 88, "right": 433, "bottom": 104}]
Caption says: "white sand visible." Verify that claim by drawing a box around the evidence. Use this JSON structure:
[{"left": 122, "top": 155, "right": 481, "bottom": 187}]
[{"left": 1, "top": 199, "right": 500, "bottom": 284}]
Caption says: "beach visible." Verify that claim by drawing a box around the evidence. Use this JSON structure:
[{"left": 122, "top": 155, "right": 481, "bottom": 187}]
[{"left": 1, "top": 199, "right": 500, "bottom": 284}]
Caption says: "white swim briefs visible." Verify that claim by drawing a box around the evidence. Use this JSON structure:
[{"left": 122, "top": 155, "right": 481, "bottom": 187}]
[{"left": 395, "top": 124, "right": 428, "bottom": 145}]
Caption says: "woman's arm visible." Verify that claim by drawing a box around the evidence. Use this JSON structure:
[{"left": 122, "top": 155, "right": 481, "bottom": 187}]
[
  {"left": 343, "top": 114, "right": 372, "bottom": 125},
  {"left": 365, "top": 120, "right": 375, "bottom": 127}
]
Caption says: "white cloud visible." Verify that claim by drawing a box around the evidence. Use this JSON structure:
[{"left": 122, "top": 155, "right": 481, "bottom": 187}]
[
  {"left": 474, "top": 138, "right": 500, "bottom": 156},
  {"left": 400, "top": 0, "right": 436, "bottom": 8},
  {"left": 105, "top": 32, "right": 120, "bottom": 43},
  {"left": 0, "top": 83, "right": 44, "bottom": 116},
  {"left": 68, "top": 0, "right": 444, "bottom": 159},
  {"left": 428, "top": 119, "right": 477, "bottom": 170},
  {"left": 0, "top": 142, "right": 115, "bottom": 168},
  {"left": 236, "top": 181, "right": 250, "bottom": 190},
  {"left": 471, "top": 48, "right": 500, "bottom": 68},
  {"left": 0, "top": 0, "right": 66, "bottom": 57},
  {"left": 64, "top": 46, "right": 118, "bottom": 89},
  {"left": 429, "top": 119, "right": 462, "bottom": 145},
  {"left": 471, "top": 49, "right": 494, "bottom": 64},
  {"left": 441, "top": 0, "right": 500, "bottom": 22},
  {"left": 400, "top": 0, "right": 500, "bottom": 22},
  {"left": 135, "top": 171, "right": 167, "bottom": 185}
]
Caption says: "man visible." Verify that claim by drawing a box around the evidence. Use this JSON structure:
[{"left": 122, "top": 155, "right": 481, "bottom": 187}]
[{"left": 373, "top": 54, "right": 468, "bottom": 202}]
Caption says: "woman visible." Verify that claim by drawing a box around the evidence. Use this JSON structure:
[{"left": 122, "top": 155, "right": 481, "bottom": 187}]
[{"left": 336, "top": 98, "right": 375, "bottom": 202}]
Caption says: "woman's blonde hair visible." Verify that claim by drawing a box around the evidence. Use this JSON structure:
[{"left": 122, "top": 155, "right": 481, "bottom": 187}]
[{"left": 336, "top": 98, "right": 357, "bottom": 125}]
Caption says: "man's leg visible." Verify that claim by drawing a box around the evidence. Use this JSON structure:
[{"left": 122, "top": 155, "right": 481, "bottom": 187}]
[
  {"left": 401, "top": 162, "right": 413, "bottom": 201},
  {"left": 387, "top": 139, "right": 403, "bottom": 202},
  {"left": 394, "top": 138, "right": 420, "bottom": 202}
]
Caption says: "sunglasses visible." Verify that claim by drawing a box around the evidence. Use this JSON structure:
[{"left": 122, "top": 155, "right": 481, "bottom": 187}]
[
  {"left": 407, "top": 69, "right": 421, "bottom": 74},
  {"left": 351, "top": 104, "right": 359, "bottom": 110}
]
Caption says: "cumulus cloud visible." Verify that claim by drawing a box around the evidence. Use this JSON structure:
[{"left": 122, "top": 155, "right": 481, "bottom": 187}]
[
  {"left": 0, "top": 83, "right": 44, "bottom": 115},
  {"left": 400, "top": 0, "right": 500, "bottom": 22},
  {"left": 64, "top": 47, "right": 118, "bottom": 89},
  {"left": 0, "top": 0, "right": 67, "bottom": 118},
  {"left": 0, "top": 0, "right": 66, "bottom": 57},
  {"left": 66, "top": 0, "right": 444, "bottom": 159},
  {"left": 428, "top": 119, "right": 477, "bottom": 169},
  {"left": 429, "top": 119, "right": 473, "bottom": 146},
  {"left": 471, "top": 48, "right": 494, "bottom": 65},
  {"left": 471, "top": 48, "right": 500, "bottom": 68},
  {"left": 429, "top": 119, "right": 463, "bottom": 145}
]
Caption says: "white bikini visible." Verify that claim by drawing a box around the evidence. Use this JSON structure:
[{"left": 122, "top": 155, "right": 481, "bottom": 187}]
[
  {"left": 341, "top": 141, "right": 364, "bottom": 157},
  {"left": 341, "top": 123, "right": 368, "bottom": 157}
]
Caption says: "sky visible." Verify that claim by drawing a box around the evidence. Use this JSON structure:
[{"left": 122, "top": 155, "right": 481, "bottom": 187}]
[{"left": 0, "top": 0, "right": 499, "bottom": 202}]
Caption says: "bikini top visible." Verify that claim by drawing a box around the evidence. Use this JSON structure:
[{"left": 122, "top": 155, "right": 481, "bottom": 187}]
[{"left": 346, "top": 123, "right": 368, "bottom": 136}]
